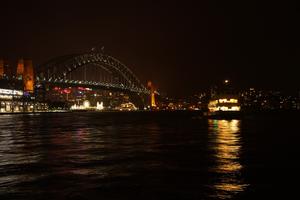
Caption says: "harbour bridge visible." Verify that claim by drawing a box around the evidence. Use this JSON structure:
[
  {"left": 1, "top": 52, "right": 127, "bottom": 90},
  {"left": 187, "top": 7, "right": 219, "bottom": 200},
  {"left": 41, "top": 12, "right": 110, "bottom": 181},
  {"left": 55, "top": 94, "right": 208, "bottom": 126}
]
[
  {"left": 0, "top": 49, "right": 153, "bottom": 109},
  {"left": 36, "top": 49, "right": 149, "bottom": 94}
]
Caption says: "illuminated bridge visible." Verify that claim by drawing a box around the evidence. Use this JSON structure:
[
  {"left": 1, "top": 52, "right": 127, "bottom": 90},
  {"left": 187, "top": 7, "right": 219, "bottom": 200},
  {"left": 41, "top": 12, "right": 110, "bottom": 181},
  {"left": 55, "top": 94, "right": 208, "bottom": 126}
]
[
  {"left": 36, "top": 50, "right": 149, "bottom": 94},
  {"left": 0, "top": 49, "right": 154, "bottom": 111}
]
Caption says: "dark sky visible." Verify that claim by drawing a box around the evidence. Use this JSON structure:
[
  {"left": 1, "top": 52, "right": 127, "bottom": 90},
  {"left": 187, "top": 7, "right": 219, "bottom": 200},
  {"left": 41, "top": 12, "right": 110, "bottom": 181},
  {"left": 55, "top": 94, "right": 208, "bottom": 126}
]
[{"left": 0, "top": 0, "right": 299, "bottom": 96}]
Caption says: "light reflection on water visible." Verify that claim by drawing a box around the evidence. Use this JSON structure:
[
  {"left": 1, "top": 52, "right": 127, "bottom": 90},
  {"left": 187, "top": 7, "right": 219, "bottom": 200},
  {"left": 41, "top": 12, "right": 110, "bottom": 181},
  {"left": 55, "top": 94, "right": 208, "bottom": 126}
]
[
  {"left": 3, "top": 113, "right": 287, "bottom": 199},
  {"left": 208, "top": 119, "right": 249, "bottom": 199}
]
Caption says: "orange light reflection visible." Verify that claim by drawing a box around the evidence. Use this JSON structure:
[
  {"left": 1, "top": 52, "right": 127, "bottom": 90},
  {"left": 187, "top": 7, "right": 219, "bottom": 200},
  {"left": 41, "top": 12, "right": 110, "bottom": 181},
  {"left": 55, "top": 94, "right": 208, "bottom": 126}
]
[{"left": 208, "top": 119, "right": 248, "bottom": 199}]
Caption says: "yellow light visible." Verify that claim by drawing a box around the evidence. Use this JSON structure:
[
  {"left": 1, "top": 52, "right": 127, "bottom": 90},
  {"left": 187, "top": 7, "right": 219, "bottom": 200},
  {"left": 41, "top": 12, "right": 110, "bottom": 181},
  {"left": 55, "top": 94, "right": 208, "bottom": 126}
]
[
  {"left": 96, "top": 102, "right": 104, "bottom": 110},
  {"left": 230, "top": 99, "right": 238, "bottom": 103},
  {"left": 219, "top": 106, "right": 240, "bottom": 111},
  {"left": 208, "top": 120, "right": 249, "bottom": 198},
  {"left": 218, "top": 99, "right": 238, "bottom": 103},
  {"left": 151, "top": 92, "right": 156, "bottom": 107},
  {"left": 83, "top": 100, "right": 90, "bottom": 108}
]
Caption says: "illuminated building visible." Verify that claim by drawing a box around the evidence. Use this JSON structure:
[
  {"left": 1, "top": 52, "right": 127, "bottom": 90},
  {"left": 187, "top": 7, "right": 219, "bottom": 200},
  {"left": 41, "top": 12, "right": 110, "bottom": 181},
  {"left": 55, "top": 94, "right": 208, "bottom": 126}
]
[
  {"left": 96, "top": 102, "right": 104, "bottom": 110},
  {"left": 0, "top": 58, "right": 49, "bottom": 112},
  {"left": 0, "top": 88, "right": 48, "bottom": 113},
  {"left": 23, "top": 59, "right": 34, "bottom": 92},
  {"left": 0, "top": 88, "right": 24, "bottom": 112},
  {"left": 0, "top": 88, "right": 23, "bottom": 100},
  {"left": 71, "top": 100, "right": 95, "bottom": 110},
  {"left": 116, "top": 102, "right": 138, "bottom": 111}
]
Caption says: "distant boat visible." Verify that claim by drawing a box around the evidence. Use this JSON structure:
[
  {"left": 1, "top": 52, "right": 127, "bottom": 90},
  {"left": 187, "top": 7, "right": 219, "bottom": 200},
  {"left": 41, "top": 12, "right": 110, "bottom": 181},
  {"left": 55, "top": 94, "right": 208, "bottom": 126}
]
[
  {"left": 206, "top": 80, "right": 242, "bottom": 118},
  {"left": 207, "top": 95, "right": 241, "bottom": 119}
]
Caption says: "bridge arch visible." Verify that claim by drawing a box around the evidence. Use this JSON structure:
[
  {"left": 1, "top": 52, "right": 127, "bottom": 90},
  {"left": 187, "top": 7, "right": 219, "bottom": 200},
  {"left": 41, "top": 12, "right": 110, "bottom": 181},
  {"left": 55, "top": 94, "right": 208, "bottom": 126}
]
[{"left": 36, "top": 51, "right": 148, "bottom": 94}]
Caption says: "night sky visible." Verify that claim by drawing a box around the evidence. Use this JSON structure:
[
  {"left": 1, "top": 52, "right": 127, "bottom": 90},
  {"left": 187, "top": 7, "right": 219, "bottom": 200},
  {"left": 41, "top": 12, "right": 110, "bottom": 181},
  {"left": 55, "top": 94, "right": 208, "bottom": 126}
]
[{"left": 1, "top": 1, "right": 299, "bottom": 96}]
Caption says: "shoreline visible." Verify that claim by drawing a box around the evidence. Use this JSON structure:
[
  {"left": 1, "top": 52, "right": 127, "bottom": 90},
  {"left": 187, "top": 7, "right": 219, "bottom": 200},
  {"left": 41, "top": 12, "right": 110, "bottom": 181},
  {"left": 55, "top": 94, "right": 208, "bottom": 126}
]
[
  {"left": 0, "top": 110, "right": 70, "bottom": 115},
  {"left": 0, "top": 110, "right": 299, "bottom": 117}
]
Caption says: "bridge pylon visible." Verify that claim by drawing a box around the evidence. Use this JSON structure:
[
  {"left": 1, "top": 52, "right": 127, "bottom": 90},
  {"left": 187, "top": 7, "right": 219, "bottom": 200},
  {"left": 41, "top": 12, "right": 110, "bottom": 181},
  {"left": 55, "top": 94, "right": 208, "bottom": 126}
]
[
  {"left": 147, "top": 81, "right": 157, "bottom": 108},
  {"left": 17, "top": 59, "right": 34, "bottom": 93}
]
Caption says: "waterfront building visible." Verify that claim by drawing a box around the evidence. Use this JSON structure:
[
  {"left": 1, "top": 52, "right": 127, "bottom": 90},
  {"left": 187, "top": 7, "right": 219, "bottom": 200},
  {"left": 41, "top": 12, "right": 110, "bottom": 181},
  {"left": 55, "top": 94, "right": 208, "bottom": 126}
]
[{"left": 0, "top": 88, "right": 47, "bottom": 112}]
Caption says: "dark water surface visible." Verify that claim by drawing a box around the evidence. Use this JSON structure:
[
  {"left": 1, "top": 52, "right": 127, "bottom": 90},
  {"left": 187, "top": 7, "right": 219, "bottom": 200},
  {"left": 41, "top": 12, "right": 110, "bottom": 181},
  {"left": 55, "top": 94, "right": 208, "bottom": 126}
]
[{"left": 0, "top": 112, "right": 299, "bottom": 199}]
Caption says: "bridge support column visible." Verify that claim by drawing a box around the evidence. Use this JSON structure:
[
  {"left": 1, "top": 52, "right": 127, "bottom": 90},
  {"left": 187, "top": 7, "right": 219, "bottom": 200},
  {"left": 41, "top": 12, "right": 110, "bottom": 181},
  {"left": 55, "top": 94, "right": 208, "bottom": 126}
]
[
  {"left": 147, "top": 81, "right": 157, "bottom": 109},
  {"left": 23, "top": 59, "right": 34, "bottom": 93}
]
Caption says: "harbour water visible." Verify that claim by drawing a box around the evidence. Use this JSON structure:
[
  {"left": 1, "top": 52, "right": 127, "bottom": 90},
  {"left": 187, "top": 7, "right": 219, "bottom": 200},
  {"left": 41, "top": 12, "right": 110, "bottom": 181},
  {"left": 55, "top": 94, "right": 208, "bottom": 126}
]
[{"left": 0, "top": 111, "right": 299, "bottom": 199}]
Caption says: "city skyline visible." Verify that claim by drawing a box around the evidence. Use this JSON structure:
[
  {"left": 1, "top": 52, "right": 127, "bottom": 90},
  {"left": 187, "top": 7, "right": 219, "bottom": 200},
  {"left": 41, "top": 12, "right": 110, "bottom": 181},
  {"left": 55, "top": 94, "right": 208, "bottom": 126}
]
[
  {"left": 1, "top": 1, "right": 299, "bottom": 96},
  {"left": 1, "top": 2, "right": 300, "bottom": 199}
]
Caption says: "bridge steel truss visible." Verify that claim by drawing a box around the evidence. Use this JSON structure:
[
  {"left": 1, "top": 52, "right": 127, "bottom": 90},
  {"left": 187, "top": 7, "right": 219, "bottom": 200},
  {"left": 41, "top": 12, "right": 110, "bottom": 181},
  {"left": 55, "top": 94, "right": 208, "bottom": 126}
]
[{"left": 36, "top": 51, "right": 149, "bottom": 94}]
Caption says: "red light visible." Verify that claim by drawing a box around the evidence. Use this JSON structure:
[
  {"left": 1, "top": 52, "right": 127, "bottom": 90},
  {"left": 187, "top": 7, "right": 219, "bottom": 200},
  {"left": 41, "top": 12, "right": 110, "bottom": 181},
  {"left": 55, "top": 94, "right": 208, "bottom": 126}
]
[{"left": 63, "top": 89, "right": 71, "bottom": 94}]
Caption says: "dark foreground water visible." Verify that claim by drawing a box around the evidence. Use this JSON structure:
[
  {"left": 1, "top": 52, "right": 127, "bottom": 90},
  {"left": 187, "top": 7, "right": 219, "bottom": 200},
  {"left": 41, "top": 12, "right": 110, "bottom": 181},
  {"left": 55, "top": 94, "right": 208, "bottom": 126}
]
[{"left": 0, "top": 111, "right": 299, "bottom": 200}]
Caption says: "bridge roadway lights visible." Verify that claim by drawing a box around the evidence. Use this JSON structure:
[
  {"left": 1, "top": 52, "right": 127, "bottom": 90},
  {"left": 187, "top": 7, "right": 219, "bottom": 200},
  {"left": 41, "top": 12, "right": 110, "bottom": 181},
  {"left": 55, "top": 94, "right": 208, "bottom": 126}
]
[{"left": 40, "top": 79, "right": 150, "bottom": 94}]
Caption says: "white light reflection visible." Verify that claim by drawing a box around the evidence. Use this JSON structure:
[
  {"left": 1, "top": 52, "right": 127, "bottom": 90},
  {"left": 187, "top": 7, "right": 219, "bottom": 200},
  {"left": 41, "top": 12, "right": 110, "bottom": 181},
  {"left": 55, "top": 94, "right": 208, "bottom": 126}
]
[{"left": 208, "top": 119, "right": 248, "bottom": 199}]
